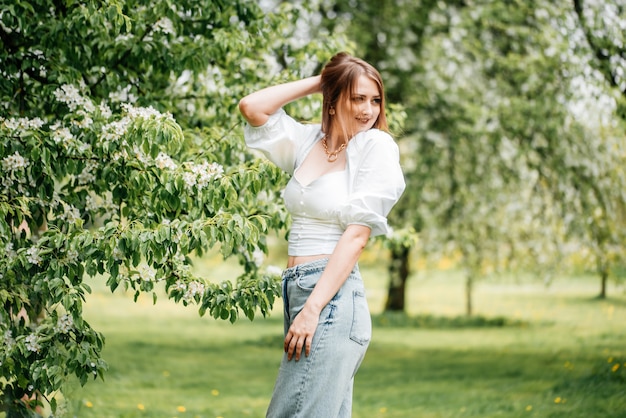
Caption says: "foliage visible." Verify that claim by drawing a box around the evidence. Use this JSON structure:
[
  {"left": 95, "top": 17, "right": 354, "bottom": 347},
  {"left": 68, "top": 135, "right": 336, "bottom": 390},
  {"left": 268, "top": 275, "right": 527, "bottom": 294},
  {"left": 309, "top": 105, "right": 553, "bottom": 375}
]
[{"left": 0, "top": 0, "right": 347, "bottom": 414}]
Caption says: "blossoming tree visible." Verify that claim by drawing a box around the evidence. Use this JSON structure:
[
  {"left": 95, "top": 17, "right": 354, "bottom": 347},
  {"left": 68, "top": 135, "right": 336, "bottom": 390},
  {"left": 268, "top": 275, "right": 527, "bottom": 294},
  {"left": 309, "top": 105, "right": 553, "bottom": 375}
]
[{"left": 0, "top": 1, "right": 344, "bottom": 415}]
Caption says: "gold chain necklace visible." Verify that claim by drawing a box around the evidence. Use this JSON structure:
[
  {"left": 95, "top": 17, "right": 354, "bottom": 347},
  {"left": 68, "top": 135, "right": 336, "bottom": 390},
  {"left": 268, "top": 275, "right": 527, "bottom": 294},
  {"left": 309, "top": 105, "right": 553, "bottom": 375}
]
[{"left": 322, "top": 136, "right": 346, "bottom": 163}]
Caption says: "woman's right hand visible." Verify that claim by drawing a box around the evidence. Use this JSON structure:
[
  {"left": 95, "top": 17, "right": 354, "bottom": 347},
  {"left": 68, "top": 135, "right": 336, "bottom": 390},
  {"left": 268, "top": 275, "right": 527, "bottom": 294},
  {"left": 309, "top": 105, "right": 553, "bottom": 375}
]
[{"left": 284, "top": 303, "right": 321, "bottom": 361}]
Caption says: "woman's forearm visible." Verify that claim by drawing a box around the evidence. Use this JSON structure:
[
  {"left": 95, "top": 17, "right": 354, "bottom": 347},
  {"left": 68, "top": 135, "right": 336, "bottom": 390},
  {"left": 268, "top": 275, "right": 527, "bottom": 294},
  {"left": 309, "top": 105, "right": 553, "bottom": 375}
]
[
  {"left": 304, "top": 224, "right": 371, "bottom": 315},
  {"left": 239, "top": 75, "right": 321, "bottom": 127}
]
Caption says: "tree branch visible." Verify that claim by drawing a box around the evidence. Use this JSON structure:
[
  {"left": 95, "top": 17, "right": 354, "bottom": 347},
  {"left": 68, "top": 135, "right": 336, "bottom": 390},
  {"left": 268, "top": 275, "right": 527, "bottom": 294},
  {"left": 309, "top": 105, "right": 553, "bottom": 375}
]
[{"left": 90, "top": 21, "right": 156, "bottom": 94}]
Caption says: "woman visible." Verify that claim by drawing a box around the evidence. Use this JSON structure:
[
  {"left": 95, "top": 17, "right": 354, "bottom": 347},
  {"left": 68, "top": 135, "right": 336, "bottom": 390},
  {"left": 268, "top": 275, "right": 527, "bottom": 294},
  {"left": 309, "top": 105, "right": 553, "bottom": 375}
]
[{"left": 239, "top": 52, "right": 405, "bottom": 418}]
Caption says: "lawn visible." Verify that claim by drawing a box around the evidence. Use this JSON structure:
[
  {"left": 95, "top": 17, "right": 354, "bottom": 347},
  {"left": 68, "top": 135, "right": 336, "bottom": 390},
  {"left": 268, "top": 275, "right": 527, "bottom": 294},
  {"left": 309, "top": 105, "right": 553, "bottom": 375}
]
[{"left": 53, "top": 250, "right": 626, "bottom": 417}]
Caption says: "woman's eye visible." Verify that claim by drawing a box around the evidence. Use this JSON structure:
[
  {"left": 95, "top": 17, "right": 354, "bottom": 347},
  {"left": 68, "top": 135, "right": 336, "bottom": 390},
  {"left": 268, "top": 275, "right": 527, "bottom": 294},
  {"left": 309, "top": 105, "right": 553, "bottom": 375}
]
[
  {"left": 372, "top": 98, "right": 382, "bottom": 104},
  {"left": 352, "top": 96, "right": 365, "bottom": 103}
]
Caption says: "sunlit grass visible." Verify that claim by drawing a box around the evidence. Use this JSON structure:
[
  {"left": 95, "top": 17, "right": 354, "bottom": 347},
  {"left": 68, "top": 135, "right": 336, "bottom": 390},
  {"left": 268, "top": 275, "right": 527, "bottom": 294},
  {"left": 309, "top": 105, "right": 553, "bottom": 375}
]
[{"left": 44, "top": 247, "right": 626, "bottom": 417}]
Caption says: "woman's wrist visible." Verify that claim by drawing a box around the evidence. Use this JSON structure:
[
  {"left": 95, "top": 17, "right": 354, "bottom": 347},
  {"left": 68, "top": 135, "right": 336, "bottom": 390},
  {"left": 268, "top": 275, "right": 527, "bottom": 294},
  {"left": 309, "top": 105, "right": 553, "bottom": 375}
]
[
  {"left": 307, "top": 75, "right": 322, "bottom": 94},
  {"left": 303, "top": 299, "right": 323, "bottom": 316}
]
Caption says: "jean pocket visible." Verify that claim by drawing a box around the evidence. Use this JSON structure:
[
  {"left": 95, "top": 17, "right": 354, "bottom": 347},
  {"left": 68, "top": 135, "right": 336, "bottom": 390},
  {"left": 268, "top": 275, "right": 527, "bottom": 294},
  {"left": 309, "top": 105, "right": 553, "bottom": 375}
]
[
  {"left": 349, "top": 289, "right": 372, "bottom": 345},
  {"left": 295, "top": 272, "right": 318, "bottom": 291}
]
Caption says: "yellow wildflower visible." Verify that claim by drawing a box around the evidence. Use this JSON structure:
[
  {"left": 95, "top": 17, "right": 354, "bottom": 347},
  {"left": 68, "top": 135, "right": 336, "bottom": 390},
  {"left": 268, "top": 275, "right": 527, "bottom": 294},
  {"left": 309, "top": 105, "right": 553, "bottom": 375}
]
[
  {"left": 138, "top": 404, "right": 145, "bottom": 410},
  {"left": 211, "top": 389, "right": 219, "bottom": 396},
  {"left": 612, "top": 363, "right": 620, "bottom": 372},
  {"left": 177, "top": 406, "right": 186, "bottom": 412},
  {"left": 85, "top": 401, "right": 93, "bottom": 408},
  {"left": 554, "top": 397, "right": 562, "bottom": 404},
  {"left": 526, "top": 405, "right": 533, "bottom": 411}
]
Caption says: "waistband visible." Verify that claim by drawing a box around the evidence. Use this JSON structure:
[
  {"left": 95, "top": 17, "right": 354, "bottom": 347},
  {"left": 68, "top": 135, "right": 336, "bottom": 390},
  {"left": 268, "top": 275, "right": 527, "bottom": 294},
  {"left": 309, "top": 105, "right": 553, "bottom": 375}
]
[{"left": 282, "top": 258, "right": 360, "bottom": 280}]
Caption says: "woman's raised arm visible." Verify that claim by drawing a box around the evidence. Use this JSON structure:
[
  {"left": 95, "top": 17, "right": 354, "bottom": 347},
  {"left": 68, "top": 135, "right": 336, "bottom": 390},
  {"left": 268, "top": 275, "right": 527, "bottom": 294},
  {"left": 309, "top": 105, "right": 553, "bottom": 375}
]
[{"left": 238, "top": 75, "right": 321, "bottom": 127}]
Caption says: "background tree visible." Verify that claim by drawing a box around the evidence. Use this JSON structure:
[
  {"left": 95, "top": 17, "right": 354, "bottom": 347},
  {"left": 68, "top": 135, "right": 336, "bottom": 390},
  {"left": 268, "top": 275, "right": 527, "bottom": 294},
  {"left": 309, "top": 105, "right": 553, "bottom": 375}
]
[
  {"left": 0, "top": 1, "right": 346, "bottom": 415},
  {"left": 319, "top": 0, "right": 626, "bottom": 313},
  {"left": 571, "top": 0, "right": 626, "bottom": 297}
]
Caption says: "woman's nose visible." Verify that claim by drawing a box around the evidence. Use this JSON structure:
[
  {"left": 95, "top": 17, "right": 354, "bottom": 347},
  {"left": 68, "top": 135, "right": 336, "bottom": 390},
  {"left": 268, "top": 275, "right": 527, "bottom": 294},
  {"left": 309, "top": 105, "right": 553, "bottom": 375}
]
[{"left": 362, "top": 102, "right": 372, "bottom": 115}]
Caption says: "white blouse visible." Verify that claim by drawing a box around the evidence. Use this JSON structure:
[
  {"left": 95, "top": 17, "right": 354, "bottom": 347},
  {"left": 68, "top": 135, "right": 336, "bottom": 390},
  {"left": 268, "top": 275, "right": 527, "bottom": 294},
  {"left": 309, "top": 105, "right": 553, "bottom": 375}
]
[{"left": 244, "top": 108, "right": 405, "bottom": 256}]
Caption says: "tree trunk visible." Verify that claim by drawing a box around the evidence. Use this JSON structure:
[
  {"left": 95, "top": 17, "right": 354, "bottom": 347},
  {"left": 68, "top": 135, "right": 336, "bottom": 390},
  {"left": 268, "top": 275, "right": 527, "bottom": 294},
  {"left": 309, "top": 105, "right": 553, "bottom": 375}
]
[
  {"left": 384, "top": 245, "right": 410, "bottom": 312},
  {"left": 465, "top": 272, "right": 473, "bottom": 316},
  {"left": 599, "top": 267, "right": 608, "bottom": 299}
]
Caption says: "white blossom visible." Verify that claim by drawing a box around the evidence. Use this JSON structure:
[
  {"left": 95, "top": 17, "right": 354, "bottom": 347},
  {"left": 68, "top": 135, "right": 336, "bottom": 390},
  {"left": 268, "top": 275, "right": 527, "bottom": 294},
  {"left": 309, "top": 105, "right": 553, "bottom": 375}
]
[
  {"left": 65, "top": 249, "right": 79, "bottom": 264},
  {"left": 171, "top": 278, "right": 205, "bottom": 302},
  {"left": 139, "top": 265, "right": 157, "bottom": 282},
  {"left": 133, "top": 146, "right": 151, "bottom": 165},
  {"left": 111, "top": 150, "right": 128, "bottom": 162},
  {"left": 59, "top": 203, "right": 81, "bottom": 224},
  {"left": 252, "top": 248, "right": 265, "bottom": 267},
  {"left": 72, "top": 111, "right": 93, "bottom": 128},
  {"left": 53, "top": 84, "right": 95, "bottom": 112},
  {"left": 173, "top": 279, "right": 187, "bottom": 291},
  {"left": 113, "top": 248, "right": 124, "bottom": 261},
  {"left": 26, "top": 246, "right": 42, "bottom": 265},
  {"left": 99, "top": 102, "right": 112, "bottom": 119},
  {"left": 3, "top": 331, "right": 15, "bottom": 351},
  {"left": 155, "top": 152, "right": 178, "bottom": 170},
  {"left": 51, "top": 126, "right": 74, "bottom": 144},
  {"left": 109, "top": 85, "right": 137, "bottom": 103},
  {"left": 114, "top": 33, "right": 135, "bottom": 43},
  {"left": 2, "top": 151, "right": 29, "bottom": 172},
  {"left": 182, "top": 161, "right": 224, "bottom": 191},
  {"left": 5, "top": 242, "right": 16, "bottom": 258},
  {"left": 266, "top": 265, "right": 283, "bottom": 277},
  {"left": 184, "top": 280, "right": 205, "bottom": 302},
  {"left": 102, "top": 117, "right": 131, "bottom": 141},
  {"left": 154, "top": 17, "right": 176, "bottom": 35},
  {"left": 85, "top": 194, "right": 99, "bottom": 212},
  {"left": 1, "top": 117, "right": 45, "bottom": 131},
  {"left": 55, "top": 314, "right": 74, "bottom": 334},
  {"left": 182, "top": 171, "right": 197, "bottom": 189},
  {"left": 25, "top": 334, "right": 41, "bottom": 353},
  {"left": 77, "top": 160, "right": 98, "bottom": 185},
  {"left": 85, "top": 192, "right": 113, "bottom": 213},
  {"left": 122, "top": 103, "right": 172, "bottom": 120}
]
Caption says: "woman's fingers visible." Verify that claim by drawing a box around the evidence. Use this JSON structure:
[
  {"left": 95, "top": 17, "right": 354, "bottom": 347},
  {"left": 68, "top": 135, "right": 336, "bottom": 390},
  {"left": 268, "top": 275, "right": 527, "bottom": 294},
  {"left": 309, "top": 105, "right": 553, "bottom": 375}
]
[
  {"left": 284, "top": 307, "right": 320, "bottom": 361},
  {"left": 284, "top": 331, "right": 312, "bottom": 361},
  {"left": 285, "top": 333, "right": 304, "bottom": 361}
]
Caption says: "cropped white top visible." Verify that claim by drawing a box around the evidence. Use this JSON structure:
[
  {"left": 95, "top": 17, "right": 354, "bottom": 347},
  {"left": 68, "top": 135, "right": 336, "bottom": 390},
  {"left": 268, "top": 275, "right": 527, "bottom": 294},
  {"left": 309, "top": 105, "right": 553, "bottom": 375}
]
[{"left": 244, "top": 109, "right": 405, "bottom": 256}]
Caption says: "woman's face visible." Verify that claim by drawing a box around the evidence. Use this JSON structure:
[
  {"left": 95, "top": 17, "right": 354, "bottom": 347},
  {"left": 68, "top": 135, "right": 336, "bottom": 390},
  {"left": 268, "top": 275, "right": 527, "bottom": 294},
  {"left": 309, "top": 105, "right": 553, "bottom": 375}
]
[{"left": 339, "top": 74, "right": 381, "bottom": 137}]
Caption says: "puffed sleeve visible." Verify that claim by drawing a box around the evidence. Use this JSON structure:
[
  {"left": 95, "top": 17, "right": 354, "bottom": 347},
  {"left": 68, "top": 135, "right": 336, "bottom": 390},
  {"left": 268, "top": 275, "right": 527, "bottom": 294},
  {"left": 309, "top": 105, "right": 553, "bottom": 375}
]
[
  {"left": 339, "top": 130, "right": 406, "bottom": 237},
  {"left": 244, "top": 108, "right": 320, "bottom": 175}
]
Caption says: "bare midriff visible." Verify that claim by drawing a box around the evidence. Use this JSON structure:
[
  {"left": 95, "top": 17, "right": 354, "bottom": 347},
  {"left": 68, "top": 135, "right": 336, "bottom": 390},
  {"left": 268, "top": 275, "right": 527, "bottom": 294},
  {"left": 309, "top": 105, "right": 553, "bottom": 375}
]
[{"left": 287, "top": 254, "right": 332, "bottom": 268}]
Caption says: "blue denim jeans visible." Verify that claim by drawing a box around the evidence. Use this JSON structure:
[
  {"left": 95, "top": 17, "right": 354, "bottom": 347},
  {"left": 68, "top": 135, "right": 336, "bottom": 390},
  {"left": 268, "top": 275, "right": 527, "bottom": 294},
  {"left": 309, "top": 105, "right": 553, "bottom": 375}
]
[{"left": 266, "top": 258, "right": 372, "bottom": 418}]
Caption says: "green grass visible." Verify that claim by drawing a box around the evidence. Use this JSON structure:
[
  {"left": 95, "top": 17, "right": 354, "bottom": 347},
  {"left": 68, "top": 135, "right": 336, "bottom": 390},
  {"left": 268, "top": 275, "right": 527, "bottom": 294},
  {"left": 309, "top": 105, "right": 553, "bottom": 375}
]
[{"left": 47, "top": 253, "right": 626, "bottom": 417}]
